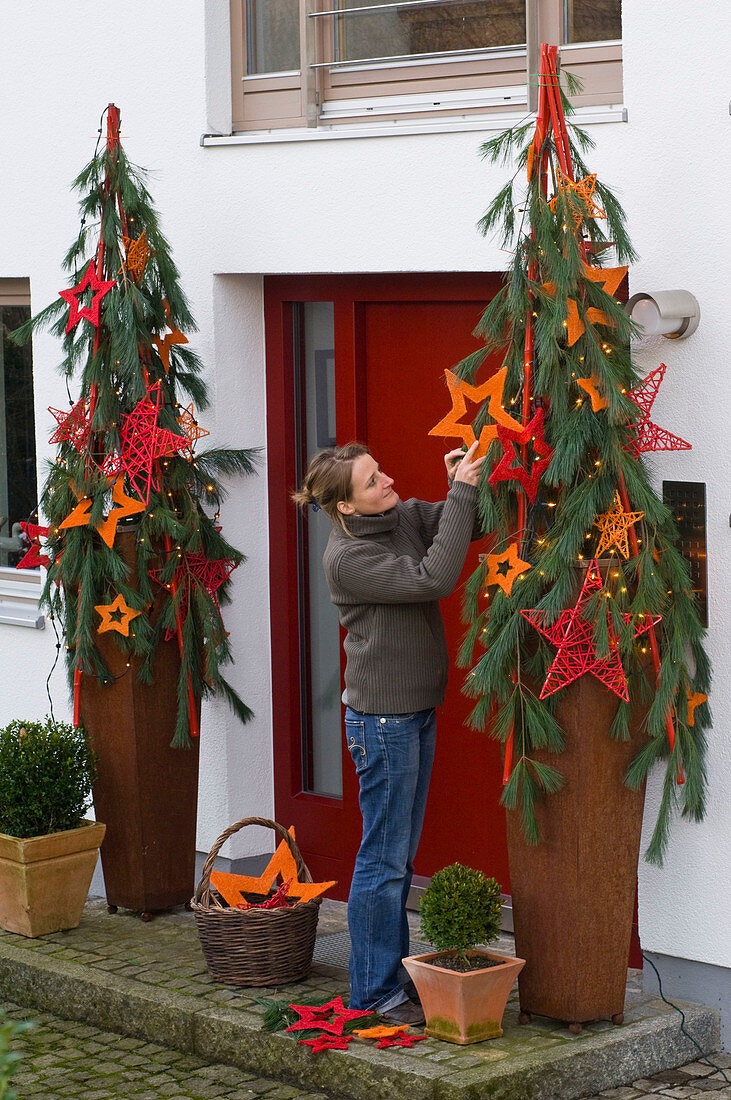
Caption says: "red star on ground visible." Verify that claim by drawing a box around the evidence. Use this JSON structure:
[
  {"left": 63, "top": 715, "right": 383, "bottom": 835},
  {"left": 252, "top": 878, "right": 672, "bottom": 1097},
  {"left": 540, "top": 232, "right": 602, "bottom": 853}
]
[
  {"left": 16, "top": 522, "right": 51, "bottom": 569},
  {"left": 48, "top": 399, "right": 92, "bottom": 451},
  {"left": 375, "top": 1033, "right": 428, "bottom": 1048},
  {"left": 59, "top": 261, "right": 116, "bottom": 333},
  {"left": 298, "top": 1034, "right": 354, "bottom": 1053},
  {"left": 521, "top": 559, "right": 661, "bottom": 700},
  {"left": 119, "top": 381, "right": 190, "bottom": 503},
  {"left": 286, "top": 997, "right": 373, "bottom": 1035},
  {"left": 488, "top": 407, "right": 553, "bottom": 503},
  {"left": 626, "top": 363, "right": 691, "bottom": 456}
]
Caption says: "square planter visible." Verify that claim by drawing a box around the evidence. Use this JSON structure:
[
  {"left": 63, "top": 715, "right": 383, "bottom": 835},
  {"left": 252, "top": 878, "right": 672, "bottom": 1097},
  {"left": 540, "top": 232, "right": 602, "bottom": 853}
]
[
  {"left": 402, "top": 948, "right": 525, "bottom": 1044},
  {"left": 0, "top": 819, "right": 106, "bottom": 937}
]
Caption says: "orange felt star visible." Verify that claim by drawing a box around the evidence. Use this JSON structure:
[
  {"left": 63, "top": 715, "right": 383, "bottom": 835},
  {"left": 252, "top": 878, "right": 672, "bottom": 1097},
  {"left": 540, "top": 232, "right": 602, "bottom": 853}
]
[
  {"left": 484, "top": 543, "right": 532, "bottom": 596},
  {"left": 210, "top": 826, "right": 336, "bottom": 905},
  {"left": 577, "top": 375, "right": 609, "bottom": 412},
  {"left": 152, "top": 299, "right": 188, "bottom": 374},
  {"left": 429, "top": 366, "right": 522, "bottom": 458},
  {"left": 582, "top": 263, "right": 628, "bottom": 299},
  {"left": 96, "top": 477, "right": 147, "bottom": 548},
  {"left": 177, "top": 404, "right": 210, "bottom": 456},
  {"left": 594, "top": 492, "right": 644, "bottom": 560},
  {"left": 353, "top": 1025, "right": 409, "bottom": 1039},
  {"left": 94, "top": 593, "right": 141, "bottom": 636},
  {"left": 59, "top": 495, "right": 93, "bottom": 532},
  {"left": 686, "top": 690, "right": 707, "bottom": 727}
]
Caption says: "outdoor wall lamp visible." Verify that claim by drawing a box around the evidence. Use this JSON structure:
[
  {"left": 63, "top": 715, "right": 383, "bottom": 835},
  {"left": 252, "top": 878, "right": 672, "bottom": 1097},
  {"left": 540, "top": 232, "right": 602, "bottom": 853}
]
[{"left": 625, "top": 290, "right": 700, "bottom": 339}]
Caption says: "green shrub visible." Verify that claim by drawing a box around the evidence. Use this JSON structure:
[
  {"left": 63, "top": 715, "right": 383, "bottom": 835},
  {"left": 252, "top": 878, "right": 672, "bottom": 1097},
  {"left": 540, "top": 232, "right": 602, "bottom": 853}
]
[
  {"left": 0, "top": 1012, "right": 33, "bottom": 1100},
  {"left": 419, "top": 862, "right": 502, "bottom": 965},
  {"left": 0, "top": 719, "right": 96, "bottom": 839}
]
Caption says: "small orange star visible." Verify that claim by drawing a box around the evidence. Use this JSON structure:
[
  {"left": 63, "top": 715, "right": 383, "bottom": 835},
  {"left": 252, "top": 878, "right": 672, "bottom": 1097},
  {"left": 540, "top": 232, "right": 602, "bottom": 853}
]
[
  {"left": 354, "top": 1025, "right": 409, "bottom": 1039},
  {"left": 483, "top": 543, "right": 532, "bottom": 596},
  {"left": 96, "top": 477, "right": 146, "bottom": 548},
  {"left": 177, "top": 404, "right": 210, "bottom": 456},
  {"left": 152, "top": 299, "right": 188, "bottom": 373},
  {"left": 549, "top": 172, "right": 605, "bottom": 226},
  {"left": 120, "top": 231, "right": 151, "bottom": 283},
  {"left": 686, "top": 690, "right": 707, "bottom": 727},
  {"left": 429, "top": 366, "right": 522, "bottom": 458},
  {"left": 594, "top": 492, "right": 644, "bottom": 560},
  {"left": 577, "top": 375, "right": 609, "bottom": 412},
  {"left": 95, "top": 593, "right": 141, "bottom": 636}
]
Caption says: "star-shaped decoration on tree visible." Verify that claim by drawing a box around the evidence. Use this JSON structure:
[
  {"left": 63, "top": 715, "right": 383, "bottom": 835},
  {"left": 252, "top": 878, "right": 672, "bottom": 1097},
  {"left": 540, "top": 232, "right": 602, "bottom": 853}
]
[
  {"left": 521, "top": 560, "right": 661, "bottom": 700},
  {"left": 16, "top": 522, "right": 51, "bottom": 569},
  {"left": 48, "top": 399, "right": 92, "bottom": 451},
  {"left": 375, "top": 1033, "right": 428, "bottom": 1049},
  {"left": 286, "top": 997, "right": 373, "bottom": 1035},
  {"left": 58, "top": 261, "right": 116, "bottom": 333},
  {"left": 576, "top": 375, "right": 609, "bottom": 412},
  {"left": 483, "top": 543, "right": 532, "bottom": 596},
  {"left": 186, "top": 553, "right": 238, "bottom": 609},
  {"left": 177, "top": 404, "right": 210, "bottom": 456},
  {"left": 594, "top": 492, "right": 644, "bottom": 560},
  {"left": 544, "top": 264, "right": 627, "bottom": 347},
  {"left": 625, "top": 363, "right": 692, "bottom": 456},
  {"left": 94, "top": 593, "right": 141, "bottom": 636},
  {"left": 96, "top": 476, "right": 146, "bottom": 548},
  {"left": 686, "top": 689, "right": 707, "bottom": 727},
  {"left": 488, "top": 407, "right": 553, "bottom": 503},
  {"left": 119, "top": 381, "right": 190, "bottom": 503},
  {"left": 58, "top": 494, "right": 93, "bottom": 532},
  {"left": 549, "top": 172, "right": 606, "bottom": 226},
  {"left": 298, "top": 1034, "right": 354, "bottom": 1053},
  {"left": 429, "top": 366, "right": 522, "bottom": 458},
  {"left": 120, "top": 230, "right": 151, "bottom": 283},
  {"left": 151, "top": 299, "right": 188, "bottom": 374}
]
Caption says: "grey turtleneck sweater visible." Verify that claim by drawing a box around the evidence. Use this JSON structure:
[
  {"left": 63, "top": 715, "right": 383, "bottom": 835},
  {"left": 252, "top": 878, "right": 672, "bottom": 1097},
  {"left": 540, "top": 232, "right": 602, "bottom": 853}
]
[{"left": 322, "top": 479, "right": 479, "bottom": 714}]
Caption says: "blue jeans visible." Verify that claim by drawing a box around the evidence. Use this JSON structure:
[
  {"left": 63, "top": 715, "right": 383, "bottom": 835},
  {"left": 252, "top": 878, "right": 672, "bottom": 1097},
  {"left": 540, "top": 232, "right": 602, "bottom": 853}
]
[{"left": 344, "top": 706, "right": 437, "bottom": 1011}]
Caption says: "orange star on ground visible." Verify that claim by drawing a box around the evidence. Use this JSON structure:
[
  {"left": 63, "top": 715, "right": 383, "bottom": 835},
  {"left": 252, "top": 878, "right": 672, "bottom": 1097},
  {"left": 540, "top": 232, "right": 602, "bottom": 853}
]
[
  {"left": 483, "top": 543, "right": 532, "bottom": 596},
  {"left": 95, "top": 593, "right": 141, "bottom": 636},
  {"left": 577, "top": 375, "right": 609, "bottom": 412},
  {"left": 686, "top": 690, "right": 707, "bottom": 727},
  {"left": 353, "top": 1025, "right": 409, "bottom": 1039},
  {"left": 210, "top": 826, "right": 336, "bottom": 905},
  {"left": 594, "top": 491, "right": 644, "bottom": 560},
  {"left": 429, "top": 366, "right": 522, "bottom": 458}
]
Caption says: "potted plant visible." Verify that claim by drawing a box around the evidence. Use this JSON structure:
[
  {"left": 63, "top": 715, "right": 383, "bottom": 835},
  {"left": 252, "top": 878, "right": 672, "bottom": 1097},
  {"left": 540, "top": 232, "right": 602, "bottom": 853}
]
[
  {"left": 402, "top": 863, "right": 525, "bottom": 1044},
  {"left": 0, "top": 718, "right": 105, "bottom": 937}
]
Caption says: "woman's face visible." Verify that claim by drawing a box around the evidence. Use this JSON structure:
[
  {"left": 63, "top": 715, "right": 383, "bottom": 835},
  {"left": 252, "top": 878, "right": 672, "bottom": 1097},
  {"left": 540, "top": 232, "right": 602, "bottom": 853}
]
[{"left": 338, "top": 454, "right": 398, "bottom": 516}]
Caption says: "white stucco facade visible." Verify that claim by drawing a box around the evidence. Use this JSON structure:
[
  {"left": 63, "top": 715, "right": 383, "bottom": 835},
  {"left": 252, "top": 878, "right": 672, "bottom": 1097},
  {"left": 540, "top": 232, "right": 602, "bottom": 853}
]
[{"left": 0, "top": 0, "right": 728, "bottom": 998}]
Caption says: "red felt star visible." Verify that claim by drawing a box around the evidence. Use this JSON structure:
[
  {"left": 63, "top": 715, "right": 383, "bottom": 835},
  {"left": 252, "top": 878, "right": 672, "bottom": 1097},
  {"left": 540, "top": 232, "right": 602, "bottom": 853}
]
[
  {"left": 488, "top": 407, "right": 553, "bottom": 503},
  {"left": 298, "top": 1034, "right": 354, "bottom": 1053},
  {"left": 375, "top": 1033, "right": 428, "bottom": 1049},
  {"left": 119, "top": 382, "right": 190, "bottom": 503},
  {"left": 521, "top": 560, "right": 661, "bottom": 700},
  {"left": 59, "top": 261, "right": 116, "bottom": 333},
  {"left": 286, "top": 997, "right": 372, "bottom": 1035},
  {"left": 48, "top": 399, "right": 92, "bottom": 451},
  {"left": 626, "top": 363, "right": 691, "bottom": 456},
  {"left": 16, "top": 522, "right": 51, "bottom": 569}
]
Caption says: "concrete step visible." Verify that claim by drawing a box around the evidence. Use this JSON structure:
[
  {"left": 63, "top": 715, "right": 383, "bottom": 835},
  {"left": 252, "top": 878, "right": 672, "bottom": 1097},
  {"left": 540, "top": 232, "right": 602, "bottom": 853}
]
[{"left": 0, "top": 899, "right": 720, "bottom": 1100}]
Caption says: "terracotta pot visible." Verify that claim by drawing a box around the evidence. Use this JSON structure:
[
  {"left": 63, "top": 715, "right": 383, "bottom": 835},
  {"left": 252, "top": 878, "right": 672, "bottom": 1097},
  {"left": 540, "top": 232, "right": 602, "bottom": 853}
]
[
  {"left": 505, "top": 669, "right": 648, "bottom": 1028},
  {"left": 402, "top": 948, "right": 525, "bottom": 1044},
  {"left": 0, "top": 820, "right": 106, "bottom": 937}
]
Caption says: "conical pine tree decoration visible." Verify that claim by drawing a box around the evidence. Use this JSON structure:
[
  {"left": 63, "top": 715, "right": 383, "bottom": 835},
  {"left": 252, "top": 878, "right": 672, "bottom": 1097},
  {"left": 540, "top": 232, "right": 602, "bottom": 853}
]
[
  {"left": 12, "top": 105, "right": 257, "bottom": 748},
  {"left": 439, "top": 47, "right": 710, "bottom": 864}
]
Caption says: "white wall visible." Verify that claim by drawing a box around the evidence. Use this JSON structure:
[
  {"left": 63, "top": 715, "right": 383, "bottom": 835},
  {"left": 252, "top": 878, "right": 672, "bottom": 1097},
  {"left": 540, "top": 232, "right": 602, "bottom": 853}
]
[{"left": 0, "top": 0, "right": 728, "bottom": 964}]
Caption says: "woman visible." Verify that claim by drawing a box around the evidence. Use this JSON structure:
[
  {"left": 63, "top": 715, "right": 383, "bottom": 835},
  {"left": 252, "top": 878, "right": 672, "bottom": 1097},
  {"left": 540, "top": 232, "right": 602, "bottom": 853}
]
[{"left": 294, "top": 439, "right": 483, "bottom": 1024}]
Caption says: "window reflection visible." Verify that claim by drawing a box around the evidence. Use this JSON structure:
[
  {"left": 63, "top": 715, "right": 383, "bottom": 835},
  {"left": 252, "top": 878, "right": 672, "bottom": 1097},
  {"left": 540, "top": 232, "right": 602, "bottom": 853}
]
[
  {"left": 564, "top": 0, "right": 621, "bottom": 43},
  {"left": 246, "top": 0, "right": 300, "bottom": 74}
]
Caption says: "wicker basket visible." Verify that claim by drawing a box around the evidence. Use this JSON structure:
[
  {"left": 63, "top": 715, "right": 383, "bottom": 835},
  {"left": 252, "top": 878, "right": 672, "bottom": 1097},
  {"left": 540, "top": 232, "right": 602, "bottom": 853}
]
[{"left": 191, "top": 816, "right": 322, "bottom": 986}]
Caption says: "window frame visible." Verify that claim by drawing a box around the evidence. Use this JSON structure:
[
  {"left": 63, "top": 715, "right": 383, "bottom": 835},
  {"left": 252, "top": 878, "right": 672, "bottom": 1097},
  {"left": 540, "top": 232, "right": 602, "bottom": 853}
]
[{"left": 230, "top": 0, "right": 622, "bottom": 133}]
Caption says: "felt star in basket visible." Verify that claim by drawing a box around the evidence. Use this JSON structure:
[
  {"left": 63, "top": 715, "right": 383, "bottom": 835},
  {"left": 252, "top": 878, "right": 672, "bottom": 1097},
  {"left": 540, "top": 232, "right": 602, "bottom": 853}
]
[
  {"left": 298, "top": 1034, "right": 354, "bottom": 1053},
  {"left": 286, "top": 997, "right": 373, "bottom": 1035},
  {"left": 375, "top": 1033, "right": 428, "bottom": 1049}
]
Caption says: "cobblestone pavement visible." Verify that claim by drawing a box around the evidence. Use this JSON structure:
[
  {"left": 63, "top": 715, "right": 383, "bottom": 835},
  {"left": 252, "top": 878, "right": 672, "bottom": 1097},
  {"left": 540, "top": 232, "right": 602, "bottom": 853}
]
[
  {"left": 1, "top": 1000, "right": 329, "bottom": 1100},
  {"left": 580, "top": 1054, "right": 731, "bottom": 1099}
]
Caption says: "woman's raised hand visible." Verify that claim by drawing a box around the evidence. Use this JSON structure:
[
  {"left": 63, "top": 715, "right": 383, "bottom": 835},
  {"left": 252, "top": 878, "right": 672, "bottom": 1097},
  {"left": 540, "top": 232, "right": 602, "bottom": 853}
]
[{"left": 451, "top": 440, "right": 485, "bottom": 487}]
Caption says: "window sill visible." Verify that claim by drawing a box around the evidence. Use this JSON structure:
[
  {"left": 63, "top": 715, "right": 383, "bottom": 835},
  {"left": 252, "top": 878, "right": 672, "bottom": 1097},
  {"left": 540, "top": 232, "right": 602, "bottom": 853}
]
[
  {"left": 202, "top": 103, "right": 627, "bottom": 147},
  {"left": 0, "top": 568, "right": 45, "bottom": 630}
]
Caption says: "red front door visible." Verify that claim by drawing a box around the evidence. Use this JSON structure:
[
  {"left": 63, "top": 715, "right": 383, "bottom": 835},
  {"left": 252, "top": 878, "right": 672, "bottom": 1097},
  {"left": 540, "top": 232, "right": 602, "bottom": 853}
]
[{"left": 265, "top": 274, "right": 509, "bottom": 899}]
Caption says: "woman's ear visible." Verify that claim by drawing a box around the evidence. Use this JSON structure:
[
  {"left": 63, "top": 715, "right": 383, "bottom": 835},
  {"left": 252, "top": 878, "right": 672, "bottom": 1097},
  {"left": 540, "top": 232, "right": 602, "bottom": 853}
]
[{"left": 337, "top": 500, "right": 355, "bottom": 516}]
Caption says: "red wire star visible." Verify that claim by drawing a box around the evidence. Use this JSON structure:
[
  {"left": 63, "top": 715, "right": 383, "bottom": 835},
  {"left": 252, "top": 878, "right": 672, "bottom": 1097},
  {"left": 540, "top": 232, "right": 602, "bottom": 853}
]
[
  {"left": 58, "top": 261, "right": 116, "bottom": 333},
  {"left": 298, "top": 1034, "right": 354, "bottom": 1053},
  {"left": 48, "top": 399, "right": 92, "bottom": 451},
  {"left": 286, "top": 997, "right": 372, "bottom": 1035},
  {"left": 521, "top": 559, "right": 661, "bottom": 700},
  {"left": 119, "top": 382, "right": 190, "bottom": 503},
  {"left": 488, "top": 407, "right": 553, "bottom": 503},
  {"left": 626, "top": 363, "right": 691, "bottom": 456},
  {"left": 375, "top": 1033, "right": 428, "bottom": 1049},
  {"left": 185, "top": 553, "right": 238, "bottom": 609},
  {"left": 16, "top": 522, "right": 51, "bottom": 569}
]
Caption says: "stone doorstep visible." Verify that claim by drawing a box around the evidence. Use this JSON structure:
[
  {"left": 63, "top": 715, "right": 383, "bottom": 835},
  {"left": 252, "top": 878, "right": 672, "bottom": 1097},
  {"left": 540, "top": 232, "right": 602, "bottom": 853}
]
[{"left": 0, "top": 937, "right": 720, "bottom": 1100}]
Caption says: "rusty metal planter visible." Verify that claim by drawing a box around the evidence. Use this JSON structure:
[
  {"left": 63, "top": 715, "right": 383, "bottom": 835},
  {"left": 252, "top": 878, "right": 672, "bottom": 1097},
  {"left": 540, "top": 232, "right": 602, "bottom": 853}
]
[{"left": 505, "top": 671, "right": 647, "bottom": 1029}]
